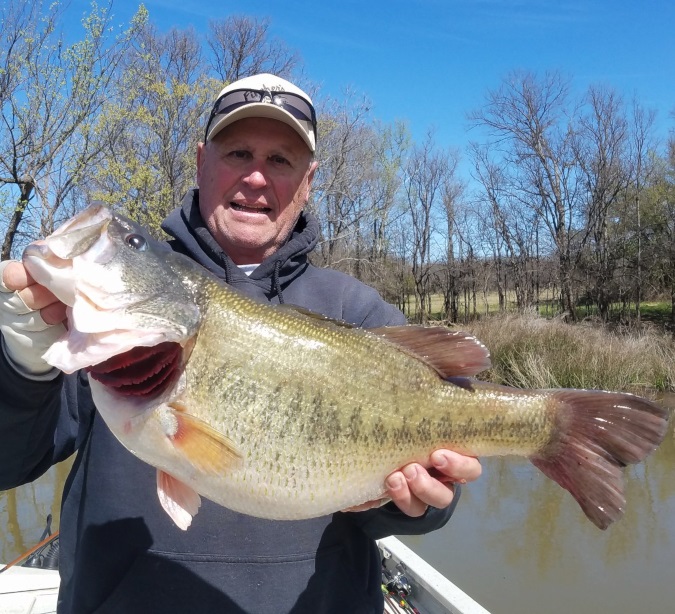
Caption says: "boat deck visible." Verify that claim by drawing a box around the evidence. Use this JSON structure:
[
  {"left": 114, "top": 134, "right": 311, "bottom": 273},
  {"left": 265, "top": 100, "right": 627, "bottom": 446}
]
[{"left": 378, "top": 537, "right": 491, "bottom": 614}]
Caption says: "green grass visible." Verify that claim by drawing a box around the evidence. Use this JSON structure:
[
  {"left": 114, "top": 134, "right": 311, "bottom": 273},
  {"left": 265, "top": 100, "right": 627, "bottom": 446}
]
[
  {"left": 404, "top": 291, "right": 513, "bottom": 320},
  {"left": 404, "top": 293, "right": 674, "bottom": 328},
  {"left": 639, "top": 301, "right": 672, "bottom": 324}
]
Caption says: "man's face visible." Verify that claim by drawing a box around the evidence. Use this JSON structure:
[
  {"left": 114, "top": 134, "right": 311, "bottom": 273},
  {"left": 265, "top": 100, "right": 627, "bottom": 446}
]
[{"left": 196, "top": 117, "right": 317, "bottom": 265}]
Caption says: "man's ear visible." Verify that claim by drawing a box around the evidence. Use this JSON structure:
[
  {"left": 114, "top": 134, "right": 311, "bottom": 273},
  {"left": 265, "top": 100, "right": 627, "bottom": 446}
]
[
  {"left": 304, "top": 160, "right": 318, "bottom": 200},
  {"left": 196, "top": 142, "right": 206, "bottom": 185}
]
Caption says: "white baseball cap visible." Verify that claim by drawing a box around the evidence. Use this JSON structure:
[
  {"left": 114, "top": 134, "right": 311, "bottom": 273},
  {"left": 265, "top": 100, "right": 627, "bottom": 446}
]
[{"left": 204, "top": 73, "right": 317, "bottom": 152}]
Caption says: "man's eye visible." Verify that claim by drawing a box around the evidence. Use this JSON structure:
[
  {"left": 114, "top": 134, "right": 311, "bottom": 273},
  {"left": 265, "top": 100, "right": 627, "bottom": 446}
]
[
  {"left": 270, "top": 155, "right": 290, "bottom": 166},
  {"left": 229, "top": 150, "right": 250, "bottom": 159}
]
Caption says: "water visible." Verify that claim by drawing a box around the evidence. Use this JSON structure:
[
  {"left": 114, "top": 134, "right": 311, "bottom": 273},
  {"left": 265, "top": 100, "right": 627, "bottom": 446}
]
[
  {"left": 0, "top": 458, "right": 71, "bottom": 564},
  {"left": 400, "top": 403, "right": 675, "bottom": 614},
  {"left": 2, "top": 404, "right": 673, "bottom": 614}
]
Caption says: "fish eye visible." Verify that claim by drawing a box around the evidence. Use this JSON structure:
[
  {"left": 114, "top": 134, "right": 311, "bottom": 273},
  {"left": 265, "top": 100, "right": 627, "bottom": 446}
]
[{"left": 125, "top": 234, "right": 147, "bottom": 251}]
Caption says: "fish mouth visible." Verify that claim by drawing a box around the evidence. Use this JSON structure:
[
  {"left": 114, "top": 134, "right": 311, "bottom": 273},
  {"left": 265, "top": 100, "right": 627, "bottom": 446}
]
[{"left": 87, "top": 341, "right": 183, "bottom": 399}]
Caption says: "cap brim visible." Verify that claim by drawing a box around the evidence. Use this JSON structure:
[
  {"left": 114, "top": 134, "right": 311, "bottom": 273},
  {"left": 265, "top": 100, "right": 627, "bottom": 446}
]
[{"left": 206, "top": 104, "right": 315, "bottom": 152}]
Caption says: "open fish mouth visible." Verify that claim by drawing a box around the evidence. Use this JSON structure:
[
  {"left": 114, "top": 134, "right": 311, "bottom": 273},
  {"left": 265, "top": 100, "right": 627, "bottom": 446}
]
[
  {"left": 21, "top": 204, "right": 202, "bottom": 374},
  {"left": 87, "top": 341, "right": 183, "bottom": 398}
]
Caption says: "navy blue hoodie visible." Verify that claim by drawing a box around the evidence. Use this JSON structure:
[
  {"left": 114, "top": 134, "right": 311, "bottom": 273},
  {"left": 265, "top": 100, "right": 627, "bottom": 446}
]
[{"left": 0, "top": 190, "right": 459, "bottom": 613}]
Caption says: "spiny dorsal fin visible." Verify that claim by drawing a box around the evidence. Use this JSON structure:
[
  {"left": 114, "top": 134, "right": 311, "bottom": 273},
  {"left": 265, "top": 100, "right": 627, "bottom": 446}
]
[
  {"left": 368, "top": 326, "right": 491, "bottom": 378},
  {"left": 276, "top": 304, "right": 492, "bottom": 378},
  {"left": 275, "top": 303, "right": 355, "bottom": 328}
]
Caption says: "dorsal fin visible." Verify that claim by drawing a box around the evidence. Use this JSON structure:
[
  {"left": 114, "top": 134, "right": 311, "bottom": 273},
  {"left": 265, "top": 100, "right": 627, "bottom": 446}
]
[
  {"left": 275, "top": 303, "right": 355, "bottom": 328},
  {"left": 368, "top": 326, "right": 491, "bottom": 378},
  {"left": 275, "top": 304, "right": 491, "bottom": 378}
]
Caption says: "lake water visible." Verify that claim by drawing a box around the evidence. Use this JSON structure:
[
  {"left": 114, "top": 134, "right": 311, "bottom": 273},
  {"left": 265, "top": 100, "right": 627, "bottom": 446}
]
[
  {"left": 400, "top": 403, "right": 675, "bottom": 614},
  {"left": 2, "top": 402, "right": 673, "bottom": 614}
]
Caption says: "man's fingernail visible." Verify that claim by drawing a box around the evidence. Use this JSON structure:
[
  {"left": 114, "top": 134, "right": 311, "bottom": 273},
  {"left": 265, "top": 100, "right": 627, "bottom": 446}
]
[
  {"left": 433, "top": 454, "right": 447, "bottom": 469},
  {"left": 386, "top": 474, "right": 404, "bottom": 490},
  {"left": 402, "top": 465, "right": 418, "bottom": 480}
]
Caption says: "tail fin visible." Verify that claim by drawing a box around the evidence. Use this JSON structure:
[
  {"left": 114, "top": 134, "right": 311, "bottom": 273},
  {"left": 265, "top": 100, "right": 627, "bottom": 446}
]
[{"left": 531, "top": 390, "right": 669, "bottom": 530}]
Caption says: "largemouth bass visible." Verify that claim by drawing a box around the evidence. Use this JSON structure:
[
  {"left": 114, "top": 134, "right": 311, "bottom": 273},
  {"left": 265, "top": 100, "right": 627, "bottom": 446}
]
[{"left": 22, "top": 205, "right": 668, "bottom": 530}]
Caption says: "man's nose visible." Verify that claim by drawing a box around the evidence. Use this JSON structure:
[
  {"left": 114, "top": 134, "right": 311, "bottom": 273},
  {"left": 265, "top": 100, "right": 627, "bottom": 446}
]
[{"left": 242, "top": 167, "right": 267, "bottom": 189}]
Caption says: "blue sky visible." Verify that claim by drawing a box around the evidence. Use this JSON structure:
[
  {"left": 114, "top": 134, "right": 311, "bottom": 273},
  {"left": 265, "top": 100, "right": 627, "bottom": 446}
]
[{"left": 79, "top": 1, "right": 674, "bottom": 153}]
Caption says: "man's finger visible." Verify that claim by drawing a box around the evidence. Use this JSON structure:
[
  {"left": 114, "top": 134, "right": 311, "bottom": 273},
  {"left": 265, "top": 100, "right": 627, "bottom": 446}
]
[
  {"left": 386, "top": 465, "right": 456, "bottom": 517},
  {"left": 430, "top": 450, "right": 482, "bottom": 483},
  {"left": 385, "top": 471, "right": 425, "bottom": 517},
  {"left": 16, "top": 284, "right": 61, "bottom": 313},
  {"left": 0, "top": 261, "right": 35, "bottom": 292},
  {"left": 40, "top": 300, "right": 68, "bottom": 326},
  {"left": 403, "top": 464, "right": 456, "bottom": 510}
]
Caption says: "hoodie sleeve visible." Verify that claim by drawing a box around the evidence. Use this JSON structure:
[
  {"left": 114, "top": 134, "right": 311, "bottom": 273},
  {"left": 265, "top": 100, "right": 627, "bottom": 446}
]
[
  {"left": 346, "top": 486, "right": 461, "bottom": 540},
  {"left": 340, "top": 282, "right": 408, "bottom": 328},
  {"left": 0, "top": 345, "right": 89, "bottom": 490}
]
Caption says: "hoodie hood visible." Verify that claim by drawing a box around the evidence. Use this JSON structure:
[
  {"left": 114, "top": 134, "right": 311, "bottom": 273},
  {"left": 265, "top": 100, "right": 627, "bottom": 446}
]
[{"left": 161, "top": 189, "right": 320, "bottom": 303}]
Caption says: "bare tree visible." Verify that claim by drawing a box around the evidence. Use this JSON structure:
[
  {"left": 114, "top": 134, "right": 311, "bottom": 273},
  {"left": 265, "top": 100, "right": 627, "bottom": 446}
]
[
  {"left": 311, "top": 94, "right": 375, "bottom": 270},
  {"left": 666, "top": 137, "right": 675, "bottom": 323},
  {"left": 573, "top": 85, "right": 632, "bottom": 321},
  {"left": 470, "top": 142, "right": 540, "bottom": 312},
  {"left": 311, "top": 93, "right": 408, "bottom": 292},
  {"left": 207, "top": 16, "right": 300, "bottom": 82},
  {"left": 0, "top": 0, "right": 145, "bottom": 258},
  {"left": 440, "top": 159, "right": 464, "bottom": 322},
  {"left": 469, "top": 70, "right": 583, "bottom": 318},
  {"left": 402, "top": 132, "right": 453, "bottom": 322},
  {"left": 626, "top": 98, "right": 657, "bottom": 324}
]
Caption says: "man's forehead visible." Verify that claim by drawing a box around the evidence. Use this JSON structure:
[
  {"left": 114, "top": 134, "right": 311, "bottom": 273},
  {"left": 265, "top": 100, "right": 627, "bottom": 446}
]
[{"left": 211, "top": 118, "right": 313, "bottom": 155}]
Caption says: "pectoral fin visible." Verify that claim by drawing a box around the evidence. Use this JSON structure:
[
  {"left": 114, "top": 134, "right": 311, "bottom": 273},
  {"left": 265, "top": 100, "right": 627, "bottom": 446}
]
[
  {"left": 162, "top": 402, "right": 242, "bottom": 475},
  {"left": 156, "top": 470, "right": 201, "bottom": 530},
  {"left": 154, "top": 405, "right": 242, "bottom": 530}
]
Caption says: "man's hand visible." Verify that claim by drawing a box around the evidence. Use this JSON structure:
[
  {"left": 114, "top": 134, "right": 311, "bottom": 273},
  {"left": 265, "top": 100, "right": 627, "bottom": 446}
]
[
  {"left": 385, "top": 450, "right": 481, "bottom": 516},
  {"left": 0, "top": 260, "right": 67, "bottom": 376},
  {"left": 344, "top": 450, "right": 482, "bottom": 516},
  {"left": 1, "top": 261, "right": 67, "bottom": 324}
]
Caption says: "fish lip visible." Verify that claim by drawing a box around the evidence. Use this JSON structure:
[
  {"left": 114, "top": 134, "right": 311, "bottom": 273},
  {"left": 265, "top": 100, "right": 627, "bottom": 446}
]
[
  {"left": 23, "top": 241, "right": 50, "bottom": 260},
  {"left": 51, "top": 202, "right": 110, "bottom": 236},
  {"left": 23, "top": 207, "right": 112, "bottom": 266}
]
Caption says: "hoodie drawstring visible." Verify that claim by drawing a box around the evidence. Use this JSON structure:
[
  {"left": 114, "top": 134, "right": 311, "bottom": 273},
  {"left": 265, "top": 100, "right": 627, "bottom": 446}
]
[
  {"left": 273, "top": 260, "right": 285, "bottom": 304},
  {"left": 219, "top": 253, "right": 233, "bottom": 285}
]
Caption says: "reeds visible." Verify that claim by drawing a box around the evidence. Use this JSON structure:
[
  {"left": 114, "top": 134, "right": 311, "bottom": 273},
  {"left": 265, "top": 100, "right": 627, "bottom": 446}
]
[{"left": 459, "top": 311, "right": 675, "bottom": 393}]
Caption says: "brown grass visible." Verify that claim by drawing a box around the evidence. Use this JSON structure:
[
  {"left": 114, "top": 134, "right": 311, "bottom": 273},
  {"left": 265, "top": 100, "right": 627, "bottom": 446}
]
[{"left": 455, "top": 311, "right": 675, "bottom": 393}]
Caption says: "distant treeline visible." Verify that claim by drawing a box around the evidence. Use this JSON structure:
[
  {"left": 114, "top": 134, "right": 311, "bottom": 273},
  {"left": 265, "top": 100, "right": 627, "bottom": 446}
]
[{"left": 1, "top": 2, "right": 674, "bottom": 327}]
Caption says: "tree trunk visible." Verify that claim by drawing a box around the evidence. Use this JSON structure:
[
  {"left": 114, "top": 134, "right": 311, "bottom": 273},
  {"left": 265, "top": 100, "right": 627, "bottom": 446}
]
[{"left": 1, "top": 183, "right": 33, "bottom": 260}]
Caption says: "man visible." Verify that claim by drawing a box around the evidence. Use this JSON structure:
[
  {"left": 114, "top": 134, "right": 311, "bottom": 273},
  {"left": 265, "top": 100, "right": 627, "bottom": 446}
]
[{"left": 0, "top": 74, "right": 481, "bottom": 613}]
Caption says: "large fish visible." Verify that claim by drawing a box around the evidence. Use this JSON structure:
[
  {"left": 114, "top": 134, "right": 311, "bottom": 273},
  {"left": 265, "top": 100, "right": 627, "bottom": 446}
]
[{"left": 22, "top": 205, "right": 668, "bottom": 530}]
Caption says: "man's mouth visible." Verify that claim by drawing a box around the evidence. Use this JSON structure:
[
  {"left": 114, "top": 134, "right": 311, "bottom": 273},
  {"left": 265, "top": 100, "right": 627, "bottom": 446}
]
[{"left": 230, "top": 202, "right": 272, "bottom": 213}]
